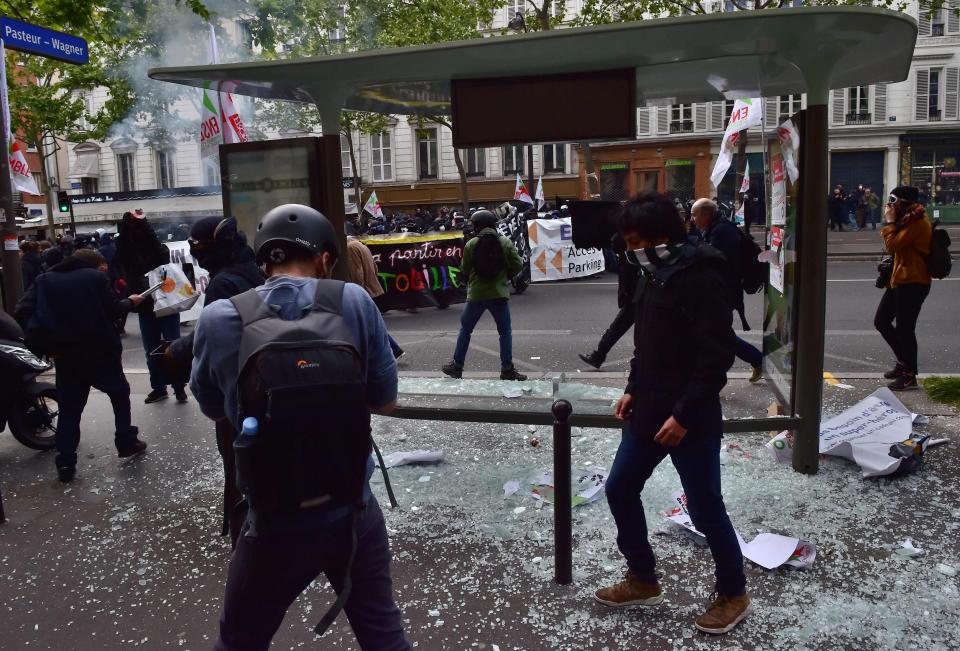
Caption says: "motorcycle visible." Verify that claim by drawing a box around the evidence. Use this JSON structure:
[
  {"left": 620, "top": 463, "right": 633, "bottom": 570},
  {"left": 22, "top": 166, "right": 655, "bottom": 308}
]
[{"left": 0, "top": 312, "right": 58, "bottom": 451}]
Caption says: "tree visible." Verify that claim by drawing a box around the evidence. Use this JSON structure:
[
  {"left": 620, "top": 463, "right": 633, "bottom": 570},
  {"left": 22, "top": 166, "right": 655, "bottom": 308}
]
[
  {"left": 248, "top": 0, "right": 390, "bottom": 226},
  {"left": 0, "top": 0, "right": 211, "bottom": 232},
  {"left": 347, "top": 0, "right": 504, "bottom": 216}
]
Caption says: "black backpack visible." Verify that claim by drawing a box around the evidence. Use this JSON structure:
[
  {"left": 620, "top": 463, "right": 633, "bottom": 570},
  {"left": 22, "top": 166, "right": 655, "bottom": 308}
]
[
  {"left": 927, "top": 219, "right": 952, "bottom": 279},
  {"left": 737, "top": 228, "right": 767, "bottom": 294},
  {"left": 472, "top": 231, "right": 506, "bottom": 280}
]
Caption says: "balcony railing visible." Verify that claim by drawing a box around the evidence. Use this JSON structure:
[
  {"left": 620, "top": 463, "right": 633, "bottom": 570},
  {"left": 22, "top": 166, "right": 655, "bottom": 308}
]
[
  {"left": 669, "top": 120, "right": 694, "bottom": 134},
  {"left": 845, "top": 112, "right": 872, "bottom": 125},
  {"left": 929, "top": 110, "right": 943, "bottom": 122},
  {"left": 932, "top": 23, "right": 945, "bottom": 36}
]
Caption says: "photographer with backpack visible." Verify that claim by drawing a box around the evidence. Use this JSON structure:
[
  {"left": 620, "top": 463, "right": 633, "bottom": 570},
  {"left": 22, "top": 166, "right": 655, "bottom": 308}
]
[
  {"left": 690, "top": 198, "right": 764, "bottom": 383},
  {"left": 190, "top": 204, "right": 410, "bottom": 651},
  {"left": 441, "top": 210, "right": 526, "bottom": 381},
  {"left": 874, "top": 186, "right": 937, "bottom": 392}
]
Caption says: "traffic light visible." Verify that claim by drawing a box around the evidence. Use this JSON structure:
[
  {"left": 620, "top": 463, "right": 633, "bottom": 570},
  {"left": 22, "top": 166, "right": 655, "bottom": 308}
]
[{"left": 57, "top": 191, "right": 70, "bottom": 213}]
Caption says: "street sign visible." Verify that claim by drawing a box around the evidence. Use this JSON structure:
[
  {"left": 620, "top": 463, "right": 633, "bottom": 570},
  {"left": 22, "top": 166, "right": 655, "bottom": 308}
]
[{"left": 0, "top": 17, "right": 88, "bottom": 65}]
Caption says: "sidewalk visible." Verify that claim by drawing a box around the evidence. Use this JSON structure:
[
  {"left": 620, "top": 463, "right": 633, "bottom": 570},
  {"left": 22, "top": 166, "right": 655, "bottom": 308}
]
[{"left": 1, "top": 374, "right": 958, "bottom": 650}]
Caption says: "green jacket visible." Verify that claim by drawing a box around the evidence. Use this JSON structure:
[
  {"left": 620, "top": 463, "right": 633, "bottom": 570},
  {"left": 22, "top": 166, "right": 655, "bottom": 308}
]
[{"left": 462, "top": 227, "right": 524, "bottom": 301}]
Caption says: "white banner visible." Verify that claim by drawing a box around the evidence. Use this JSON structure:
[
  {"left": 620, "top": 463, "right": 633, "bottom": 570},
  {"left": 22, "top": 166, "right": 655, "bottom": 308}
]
[
  {"left": 164, "top": 241, "right": 210, "bottom": 323},
  {"left": 527, "top": 217, "right": 604, "bottom": 282},
  {"left": 1, "top": 42, "right": 40, "bottom": 195},
  {"left": 710, "top": 97, "right": 763, "bottom": 188}
]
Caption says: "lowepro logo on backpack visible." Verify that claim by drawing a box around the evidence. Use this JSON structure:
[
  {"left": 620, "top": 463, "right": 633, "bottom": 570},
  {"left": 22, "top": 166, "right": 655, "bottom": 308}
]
[{"left": 296, "top": 359, "right": 320, "bottom": 369}]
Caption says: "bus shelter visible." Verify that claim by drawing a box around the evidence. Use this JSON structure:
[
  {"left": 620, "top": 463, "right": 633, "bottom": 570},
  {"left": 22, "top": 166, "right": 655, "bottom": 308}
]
[{"left": 150, "top": 7, "right": 916, "bottom": 582}]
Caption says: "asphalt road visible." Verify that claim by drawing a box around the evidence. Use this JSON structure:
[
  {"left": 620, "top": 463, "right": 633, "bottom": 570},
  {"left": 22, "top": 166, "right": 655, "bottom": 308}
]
[{"left": 119, "top": 260, "right": 959, "bottom": 378}]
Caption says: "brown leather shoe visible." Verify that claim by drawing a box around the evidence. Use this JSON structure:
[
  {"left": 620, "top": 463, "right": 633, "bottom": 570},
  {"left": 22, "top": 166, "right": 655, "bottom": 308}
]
[
  {"left": 594, "top": 572, "right": 663, "bottom": 608},
  {"left": 695, "top": 593, "right": 751, "bottom": 634}
]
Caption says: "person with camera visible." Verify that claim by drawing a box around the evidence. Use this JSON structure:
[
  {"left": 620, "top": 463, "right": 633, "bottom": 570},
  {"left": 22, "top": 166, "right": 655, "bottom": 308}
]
[
  {"left": 594, "top": 193, "right": 749, "bottom": 635},
  {"left": 874, "top": 186, "right": 933, "bottom": 392},
  {"left": 190, "top": 204, "right": 409, "bottom": 650}
]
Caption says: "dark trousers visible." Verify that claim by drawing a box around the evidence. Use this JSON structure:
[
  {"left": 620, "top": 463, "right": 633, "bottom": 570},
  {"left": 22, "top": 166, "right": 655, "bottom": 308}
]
[
  {"left": 215, "top": 497, "right": 410, "bottom": 651},
  {"left": 138, "top": 310, "right": 183, "bottom": 392},
  {"left": 874, "top": 283, "right": 931, "bottom": 374},
  {"left": 734, "top": 335, "right": 763, "bottom": 370},
  {"left": 387, "top": 334, "right": 403, "bottom": 357},
  {"left": 595, "top": 304, "right": 634, "bottom": 359},
  {"left": 54, "top": 352, "right": 136, "bottom": 469},
  {"left": 605, "top": 402, "right": 746, "bottom": 597},
  {"left": 453, "top": 298, "right": 513, "bottom": 370},
  {"left": 215, "top": 419, "right": 246, "bottom": 548}
]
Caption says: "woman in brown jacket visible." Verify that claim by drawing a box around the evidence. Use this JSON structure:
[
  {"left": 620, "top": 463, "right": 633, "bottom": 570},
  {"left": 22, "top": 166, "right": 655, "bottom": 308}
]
[{"left": 874, "top": 186, "right": 933, "bottom": 391}]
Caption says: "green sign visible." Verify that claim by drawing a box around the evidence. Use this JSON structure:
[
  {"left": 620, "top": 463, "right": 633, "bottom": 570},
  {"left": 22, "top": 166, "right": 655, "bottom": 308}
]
[
  {"left": 600, "top": 162, "right": 628, "bottom": 171},
  {"left": 664, "top": 159, "right": 694, "bottom": 167}
]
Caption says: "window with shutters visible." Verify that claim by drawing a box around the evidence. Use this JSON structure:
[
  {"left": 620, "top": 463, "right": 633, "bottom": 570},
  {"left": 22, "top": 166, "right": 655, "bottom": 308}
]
[
  {"left": 552, "top": 0, "right": 565, "bottom": 20},
  {"left": 507, "top": 0, "right": 525, "bottom": 17},
  {"left": 328, "top": 4, "right": 347, "bottom": 44},
  {"left": 931, "top": 6, "right": 945, "bottom": 36},
  {"left": 465, "top": 148, "right": 485, "bottom": 177},
  {"left": 918, "top": 1, "right": 932, "bottom": 37},
  {"left": 81, "top": 177, "right": 98, "bottom": 194},
  {"left": 669, "top": 104, "right": 694, "bottom": 133},
  {"left": 371, "top": 132, "right": 392, "bottom": 181},
  {"left": 846, "top": 87, "right": 871, "bottom": 125},
  {"left": 418, "top": 128, "right": 439, "bottom": 179},
  {"left": 502, "top": 145, "right": 524, "bottom": 175},
  {"left": 916, "top": 69, "right": 930, "bottom": 122},
  {"left": 930, "top": 69, "right": 943, "bottom": 121},
  {"left": 542, "top": 144, "right": 566, "bottom": 173},
  {"left": 117, "top": 153, "right": 135, "bottom": 192},
  {"left": 340, "top": 135, "right": 353, "bottom": 179},
  {"left": 945, "top": 68, "right": 959, "bottom": 121},
  {"left": 155, "top": 149, "right": 175, "bottom": 189},
  {"left": 637, "top": 107, "right": 651, "bottom": 135},
  {"left": 778, "top": 94, "right": 802, "bottom": 123}
]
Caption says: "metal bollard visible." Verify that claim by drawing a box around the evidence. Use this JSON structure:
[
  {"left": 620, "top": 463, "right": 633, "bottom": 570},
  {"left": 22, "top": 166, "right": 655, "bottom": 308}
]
[{"left": 552, "top": 399, "right": 573, "bottom": 585}]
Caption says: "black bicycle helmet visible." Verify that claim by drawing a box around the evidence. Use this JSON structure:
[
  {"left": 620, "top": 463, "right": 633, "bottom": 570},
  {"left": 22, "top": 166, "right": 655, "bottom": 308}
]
[
  {"left": 254, "top": 204, "right": 339, "bottom": 265},
  {"left": 471, "top": 209, "right": 497, "bottom": 231}
]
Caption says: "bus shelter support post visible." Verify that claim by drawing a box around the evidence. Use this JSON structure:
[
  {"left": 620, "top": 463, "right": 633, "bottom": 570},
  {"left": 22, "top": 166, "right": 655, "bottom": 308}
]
[
  {"left": 552, "top": 399, "right": 573, "bottom": 584},
  {"left": 792, "top": 71, "right": 832, "bottom": 475}
]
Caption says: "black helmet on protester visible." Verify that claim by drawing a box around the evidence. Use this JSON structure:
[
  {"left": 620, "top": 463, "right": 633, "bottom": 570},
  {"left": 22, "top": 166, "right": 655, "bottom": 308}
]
[
  {"left": 254, "top": 204, "right": 339, "bottom": 265},
  {"left": 471, "top": 209, "right": 497, "bottom": 231}
]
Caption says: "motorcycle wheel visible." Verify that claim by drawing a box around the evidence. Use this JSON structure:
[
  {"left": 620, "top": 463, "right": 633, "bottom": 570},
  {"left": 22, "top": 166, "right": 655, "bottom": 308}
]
[{"left": 9, "top": 387, "right": 59, "bottom": 451}]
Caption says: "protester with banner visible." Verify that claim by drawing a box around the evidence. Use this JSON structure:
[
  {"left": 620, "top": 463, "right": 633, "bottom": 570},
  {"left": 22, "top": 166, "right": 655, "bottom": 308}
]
[
  {"left": 441, "top": 210, "right": 526, "bottom": 381},
  {"left": 360, "top": 233, "right": 467, "bottom": 311}
]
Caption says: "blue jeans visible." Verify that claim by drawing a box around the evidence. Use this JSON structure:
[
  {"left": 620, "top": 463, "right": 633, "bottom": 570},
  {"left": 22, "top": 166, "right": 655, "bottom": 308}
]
[
  {"left": 215, "top": 497, "right": 410, "bottom": 651},
  {"left": 138, "top": 310, "right": 183, "bottom": 392},
  {"left": 54, "top": 352, "right": 136, "bottom": 468},
  {"left": 605, "top": 402, "right": 746, "bottom": 596},
  {"left": 734, "top": 335, "right": 762, "bottom": 370},
  {"left": 452, "top": 298, "right": 513, "bottom": 370}
]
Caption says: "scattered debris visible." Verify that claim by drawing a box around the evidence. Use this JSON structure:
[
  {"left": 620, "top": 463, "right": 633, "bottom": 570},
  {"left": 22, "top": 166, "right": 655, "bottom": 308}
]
[{"left": 378, "top": 450, "right": 446, "bottom": 469}]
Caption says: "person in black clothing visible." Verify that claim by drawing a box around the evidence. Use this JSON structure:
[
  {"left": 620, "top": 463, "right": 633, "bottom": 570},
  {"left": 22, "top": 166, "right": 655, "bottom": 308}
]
[
  {"left": 15, "top": 249, "right": 147, "bottom": 482},
  {"left": 19, "top": 240, "right": 43, "bottom": 291},
  {"left": 578, "top": 233, "right": 639, "bottom": 369},
  {"left": 163, "top": 216, "right": 265, "bottom": 546},
  {"left": 594, "top": 193, "right": 749, "bottom": 635},
  {"left": 115, "top": 210, "right": 187, "bottom": 404},
  {"left": 828, "top": 186, "right": 847, "bottom": 231},
  {"left": 41, "top": 242, "right": 63, "bottom": 271},
  {"left": 691, "top": 198, "right": 763, "bottom": 382}
]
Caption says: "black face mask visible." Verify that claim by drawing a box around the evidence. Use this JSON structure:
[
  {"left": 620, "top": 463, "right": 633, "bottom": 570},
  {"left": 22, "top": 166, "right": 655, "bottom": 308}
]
[{"left": 191, "top": 243, "right": 230, "bottom": 271}]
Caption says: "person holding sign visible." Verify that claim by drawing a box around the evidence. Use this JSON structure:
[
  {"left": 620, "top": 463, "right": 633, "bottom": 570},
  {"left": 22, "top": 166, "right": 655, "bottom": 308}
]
[{"left": 595, "top": 194, "right": 749, "bottom": 635}]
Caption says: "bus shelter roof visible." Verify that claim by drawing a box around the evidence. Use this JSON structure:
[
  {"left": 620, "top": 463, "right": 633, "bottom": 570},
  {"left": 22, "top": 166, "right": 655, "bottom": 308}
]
[{"left": 149, "top": 7, "right": 916, "bottom": 117}]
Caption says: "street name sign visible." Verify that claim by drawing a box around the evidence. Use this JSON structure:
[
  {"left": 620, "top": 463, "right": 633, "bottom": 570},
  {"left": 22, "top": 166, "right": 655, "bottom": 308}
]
[{"left": 0, "top": 16, "right": 88, "bottom": 65}]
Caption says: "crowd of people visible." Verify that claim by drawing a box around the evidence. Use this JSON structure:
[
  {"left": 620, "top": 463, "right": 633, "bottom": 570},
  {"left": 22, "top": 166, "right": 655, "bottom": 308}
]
[
  {"left": 3, "top": 182, "right": 942, "bottom": 648},
  {"left": 828, "top": 183, "right": 882, "bottom": 231}
]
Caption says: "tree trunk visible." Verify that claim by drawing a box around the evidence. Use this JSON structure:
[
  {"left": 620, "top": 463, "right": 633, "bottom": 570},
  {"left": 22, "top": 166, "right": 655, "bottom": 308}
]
[
  {"left": 345, "top": 129, "right": 364, "bottom": 230},
  {"left": 538, "top": 1, "right": 552, "bottom": 30},
  {"left": 35, "top": 138, "right": 56, "bottom": 235},
  {"left": 453, "top": 148, "right": 469, "bottom": 217},
  {"left": 580, "top": 142, "right": 600, "bottom": 199}
]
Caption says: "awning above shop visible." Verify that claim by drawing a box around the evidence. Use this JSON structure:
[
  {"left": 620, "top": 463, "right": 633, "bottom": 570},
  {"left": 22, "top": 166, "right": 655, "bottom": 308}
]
[{"left": 150, "top": 7, "right": 916, "bottom": 119}]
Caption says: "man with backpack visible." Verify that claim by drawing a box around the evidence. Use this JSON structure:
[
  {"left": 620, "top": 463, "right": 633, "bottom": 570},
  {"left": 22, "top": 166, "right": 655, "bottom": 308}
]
[
  {"left": 691, "top": 198, "right": 764, "bottom": 383},
  {"left": 441, "top": 210, "right": 526, "bottom": 381},
  {"left": 190, "top": 204, "right": 410, "bottom": 650}
]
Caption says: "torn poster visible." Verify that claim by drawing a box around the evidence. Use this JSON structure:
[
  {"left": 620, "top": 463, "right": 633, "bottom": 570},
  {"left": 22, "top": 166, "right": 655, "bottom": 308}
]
[
  {"left": 378, "top": 450, "right": 446, "bottom": 469},
  {"left": 529, "top": 468, "right": 607, "bottom": 508},
  {"left": 819, "top": 388, "right": 929, "bottom": 477}
]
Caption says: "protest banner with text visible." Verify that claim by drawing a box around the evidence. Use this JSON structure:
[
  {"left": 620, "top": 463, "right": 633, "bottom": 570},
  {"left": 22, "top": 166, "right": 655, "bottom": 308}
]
[{"left": 360, "top": 233, "right": 467, "bottom": 311}]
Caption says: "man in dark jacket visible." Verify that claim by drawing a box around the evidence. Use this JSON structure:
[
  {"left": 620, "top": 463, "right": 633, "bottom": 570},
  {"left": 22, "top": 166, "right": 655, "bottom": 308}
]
[
  {"left": 115, "top": 210, "right": 186, "bottom": 404},
  {"left": 15, "top": 250, "right": 147, "bottom": 482},
  {"left": 594, "top": 194, "right": 749, "bottom": 636},
  {"left": 828, "top": 186, "right": 847, "bottom": 231},
  {"left": 19, "top": 240, "right": 43, "bottom": 291},
  {"left": 163, "top": 217, "right": 265, "bottom": 545},
  {"left": 691, "top": 198, "right": 763, "bottom": 382},
  {"left": 578, "top": 233, "right": 639, "bottom": 369}
]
